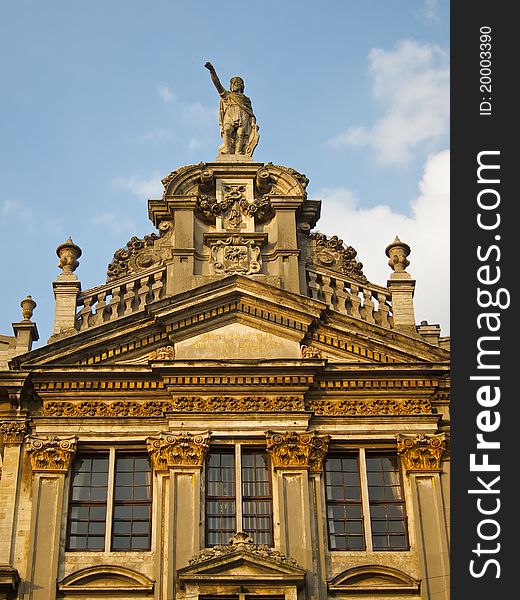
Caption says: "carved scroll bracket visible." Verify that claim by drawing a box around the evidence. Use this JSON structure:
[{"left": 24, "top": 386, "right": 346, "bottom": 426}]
[
  {"left": 397, "top": 433, "right": 447, "bottom": 473},
  {"left": 146, "top": 431, "right": 210, "bottom": 471},
  {"left": 266, "top": 430, "right": 330, "bottom": 473}
]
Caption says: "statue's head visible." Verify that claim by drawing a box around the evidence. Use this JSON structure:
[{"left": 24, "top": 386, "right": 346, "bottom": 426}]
[{"left": 230, "top": 77, "right": 245, "bottom": 93}]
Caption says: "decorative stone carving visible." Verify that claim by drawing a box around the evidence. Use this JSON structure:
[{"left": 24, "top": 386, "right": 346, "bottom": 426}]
[
  {"left": 148, "top": 345, "right": 175, "bottom": 360},
  {"left": 308, "top": 397, "right": 433, "bottom": 416},
  {"left": 26, "top": 436, "right": 77, "bottom": 473},
  {"left": 210, "top": 236, "right": 262, "bottom": 275},
  {"left": 266, "top": 431, "right": 330, "bottom": 473},
  {"left": 301, "top": 345, "right": 322, "bottom": 359},
  {"left": 56, "top": 237, "right": 82, "bottom": 274},
  {"left": 188, "top": 532, "right": 299, "bottom": 567},
  {"left": 204, "top": 62, "right": 259, "bottom": 157},
  {"left": 106, "top": 223, "right": 170, "bottom": 281},
  {"left": 196, "top": 190, "right": 272, "bottom": 225},
  {"left": 397, "top": 433, "right": 446, "bottom": 472},
  {"left": 146, "top": 431, "right": 210, "bottom": 471},
  {"left": 309, "top": 233, "right": 368, "bottom": 282},
  {"left": 0, "top": 421, "right": 27, "bottom": 444},
  {"left": 20, "top": 295, "right": 37, "bottom": 321},
  {"left": 386, "top": 236, "right": 411, "bottom": 273}
]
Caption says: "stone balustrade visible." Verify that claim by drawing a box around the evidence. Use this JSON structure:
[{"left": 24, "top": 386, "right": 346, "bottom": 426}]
[
  {"left": 306, "top": 267, "right": 393, "bottom": 329},
  {"left": 75, "top": 267, "right": 166, "bottom": 331}
]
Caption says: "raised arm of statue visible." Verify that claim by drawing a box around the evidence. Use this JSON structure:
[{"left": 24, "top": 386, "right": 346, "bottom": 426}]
[{"left": 204, "top": 62, "right": 226, "bottom": 96}]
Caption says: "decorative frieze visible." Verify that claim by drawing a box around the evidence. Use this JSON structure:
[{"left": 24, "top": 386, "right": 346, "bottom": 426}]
[
  {"left": 301, "top": 345, "right": 322, "bottom": 359},
  {"left": 397, "top": 433, "right": 446, "bottom": 473},
  {"left": 266, "top": 431, "right": 330, "bottom": 473},
  {"left": 146, "top": 431, "right": 210, "bottom": 471},
  {"left": 149, "top": 345, "right": 175, "bottom": 360},
  {"left": 26, "top": 436, "right": 77, "bottom": 473},
  {"left": 0, "top": 421, "right": 27, "bottom": 445},
  {"left": 307, "top": 397, "right": 433, "bottom": 416}
]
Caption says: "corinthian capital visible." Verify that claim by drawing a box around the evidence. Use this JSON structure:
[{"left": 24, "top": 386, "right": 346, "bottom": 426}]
[
  {"left": 146, "top": 431, "right": 210, "bottom": 471},
  {"left": 1, "top": 421, "right": 27, "bottom": 445},
  {"left": 397, "top": 433, "right": 446, "bottom": 473},
  {"left": 26, "top": 436, "right": 77, "bottom": 473},
  {"left": 266, "top": 431, "right": 330, "bottom": 473}
]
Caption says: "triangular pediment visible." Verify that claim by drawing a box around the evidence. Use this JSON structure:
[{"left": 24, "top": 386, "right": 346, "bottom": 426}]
[{"left": 10, "top": 275, "right": 448, "bottom": 369}]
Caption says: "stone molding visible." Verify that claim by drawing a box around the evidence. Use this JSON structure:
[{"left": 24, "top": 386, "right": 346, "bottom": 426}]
[
  {"left": 0, "top": 420, "right": 27, "bottom": 445},
  {"left": 146, "top": 431, "right": 210, "bottom": 471},
  {"left": 26, "top": 435, "right": 77, "bottom": 473},
  {"left": 266, "top": 430, "right": 330, "bottom": 473},
  {"left": 397, "top": 433, "right": 446, "bottom": 473}
]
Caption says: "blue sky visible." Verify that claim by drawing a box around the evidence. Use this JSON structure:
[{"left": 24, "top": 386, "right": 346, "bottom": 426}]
[{"left": 0, "top": 0, "right": 450, "bottom": 344}]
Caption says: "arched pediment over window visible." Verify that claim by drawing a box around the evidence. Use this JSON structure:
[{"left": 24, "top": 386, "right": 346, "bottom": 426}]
[
  {"left": 328, "top": 564, "right": 420, "bottom": 595},
  {"left": 58, "top": 565, "right": 154, "bottom": 596}
]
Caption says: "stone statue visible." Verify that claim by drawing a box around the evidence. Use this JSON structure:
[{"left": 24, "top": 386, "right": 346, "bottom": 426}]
[{"left": 204, "top": 62, "right": 259, "bottom": 157}]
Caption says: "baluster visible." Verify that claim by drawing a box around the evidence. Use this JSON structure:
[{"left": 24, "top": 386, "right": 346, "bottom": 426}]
[
  {"left": 108, "top": 286, "right": 122, "bottom": 321},
  {"left": 376, "top": 291, "right": 391, "bottom": 328},
  {"left": 349, "top": 284, "right": 362, "bottom": 319},
  {"left": 78, "top": 297, "right": 93, "bottom": 331},
  {"left": 92, "top": 292, "right": 107, "bottom": 326},
  {"left": 361, "top": 287, "right": 376, "bottom": 324},
  {"left": 138, "top": 276, "right": 151, "bottom": 310},
  {"left": 334, "top": 280, "right": 349, "bottom": 315},
  {"left": 321, "top": 275, "right": 334, "bottom": 308},
  {"left": 151, "top": 271, "right": 164, "bottom": 302},
  {"left": 123, "top": 281, "right": 136, "bottom": 316},
  {"left": 307, "top": 270, "right": 320, "bottom": 300}
]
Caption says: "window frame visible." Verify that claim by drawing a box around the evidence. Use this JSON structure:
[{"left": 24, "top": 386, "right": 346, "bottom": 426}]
[
  {"left": 204, "top": 443, "right": 274, "bottom": 547},
  {"left": 66, "top": 448, "right": 152, "bottom": 553},
  {"left": 324, "top": 447, "right": 409, "bottom": 552}
]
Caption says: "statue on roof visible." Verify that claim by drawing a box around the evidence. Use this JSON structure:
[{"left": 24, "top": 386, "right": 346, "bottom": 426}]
[{"left": 204, "top": 62, "right": 259, "bottom": 157}]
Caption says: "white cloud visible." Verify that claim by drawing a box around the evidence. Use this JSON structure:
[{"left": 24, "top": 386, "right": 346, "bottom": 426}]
[
  {"left": 0, "top": 198, "right": 33, "bottom": 230},
  {"left": 417, "top": 0, "right": 441, "bottom": 23},
  {"left": 91, "top": 212, "right": 137, "bottom": 236},
  {"left": 158, "top": 85, "right": 175, "bottom": 103},
  {"left": 314, "top": 149, "right": 450, "bottom": 334},
  {"left": 112, "top": 174, "right": 163, "bottom": 200},
  {"left": 329, "top": 40, "right": 449, "bottom": 166}
]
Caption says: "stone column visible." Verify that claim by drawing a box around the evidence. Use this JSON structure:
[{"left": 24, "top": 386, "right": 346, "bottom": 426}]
[
  {"left": 167, "top": 202, "right": 196, "bottom": 295},
  {"left": 397, "top": 433, "right": 449, "bottom": 600},
  {"left": 385, "top": 237, "right": 417, "bottom": 335},
  {"left": 0, "top": 421, "right": 27, "bottom": 598},
  {"left": 147, "top": 431, "right": 210, "bottom": 600},
  {"left": 266, "top": 431, "right": 329, "bottom": 578},
  {"left": 23, "top": 436, "right": 77, "bottom": 600},
  {"left": 51, "top": 238, "right": 82, "bottom": 340}
]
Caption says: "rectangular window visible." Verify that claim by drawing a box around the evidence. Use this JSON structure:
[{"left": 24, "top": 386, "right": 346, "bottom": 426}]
[
  {"left": 67, "top": 451, "right": 152, "bottom": 552},
  {"left": 205, "top": 447, "right": 273, "bottom": 547},
  {"left": 325, "top": 450, "right": 409, "bottom": 551}
]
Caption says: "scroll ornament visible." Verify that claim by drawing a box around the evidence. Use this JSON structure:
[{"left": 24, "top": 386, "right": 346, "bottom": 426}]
[
  {"left": 266, "top": 431, "right": 330, "bottom": 473},
  {"left": 397, "top": 433, "right": 446, "bottom": 473},
  {"left": 26, "top": 436, "right": 77, "bottom": 473},
  {"left": 146, "top": 431, "right": 210, "bottom": 471}
]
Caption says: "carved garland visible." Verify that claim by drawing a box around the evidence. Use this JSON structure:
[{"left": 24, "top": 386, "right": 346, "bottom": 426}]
[
  {"left": 26, "top": 436, "right": 77, "bottom": 473},
  {"left": 266, "top": 431, "right": 330, "bottom": 473},
  {"left": 146, "top": 431, "right": 210, "bottom": 471},
  {"left": 397, "top": 433, "right": 447, "bottom": 473},
  {"left": 196, "top": 192, "right": 273, "bottom": 223}
]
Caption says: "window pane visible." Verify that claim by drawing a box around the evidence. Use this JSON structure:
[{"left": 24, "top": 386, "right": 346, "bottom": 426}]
[
  {"left": 205, "top": 451, "right": 237, "bottom": 547},
  {"left": 367, "top": 454, "right": 408, "bottom": 551},
  {"left": 241, "top": 452, "right": 273, "bottom": 546}
]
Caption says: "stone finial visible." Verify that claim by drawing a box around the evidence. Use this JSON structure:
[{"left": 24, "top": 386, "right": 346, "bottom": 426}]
[
  {"left": 20, "top": 295, "right": 36, "bottom": 321},
  {"left": 56, "top": 237, "right": 82, "bottom": 274},
  {"left": 385, "top": 236, "right": 411, "bottom": 273}
]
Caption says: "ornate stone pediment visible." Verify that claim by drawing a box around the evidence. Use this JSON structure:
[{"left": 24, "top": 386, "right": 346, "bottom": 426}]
[
  {"left": 309, "top": 232, "right": 368, "bottom": 283},
  {"left": 328, "top": 565, "right": 420, "bottom": 595},
  {"left": 178, "top": 533, "right": 305, "bottom": 586}
]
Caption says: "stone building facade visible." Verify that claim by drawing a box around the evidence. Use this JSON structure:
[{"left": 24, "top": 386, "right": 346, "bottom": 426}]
[{"left": 0, "top": 156, "right": 450, "bottom": 600}]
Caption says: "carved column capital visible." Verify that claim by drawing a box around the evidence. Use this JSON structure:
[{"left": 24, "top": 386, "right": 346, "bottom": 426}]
[
  {"left": 1, "top": 421, "right": 27, "bottom": 445},
  {"left": 397, "top": 433, "right": 446, "bottom": 473},
  {"left": 146, "top": 431, "right": 210, "bottom": 471},
  {"left": 26, "top": 435, "right": 77, "bottom": 473},
  {"left": 266, "top": 431, "right": 330, "bottom": 473}
]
